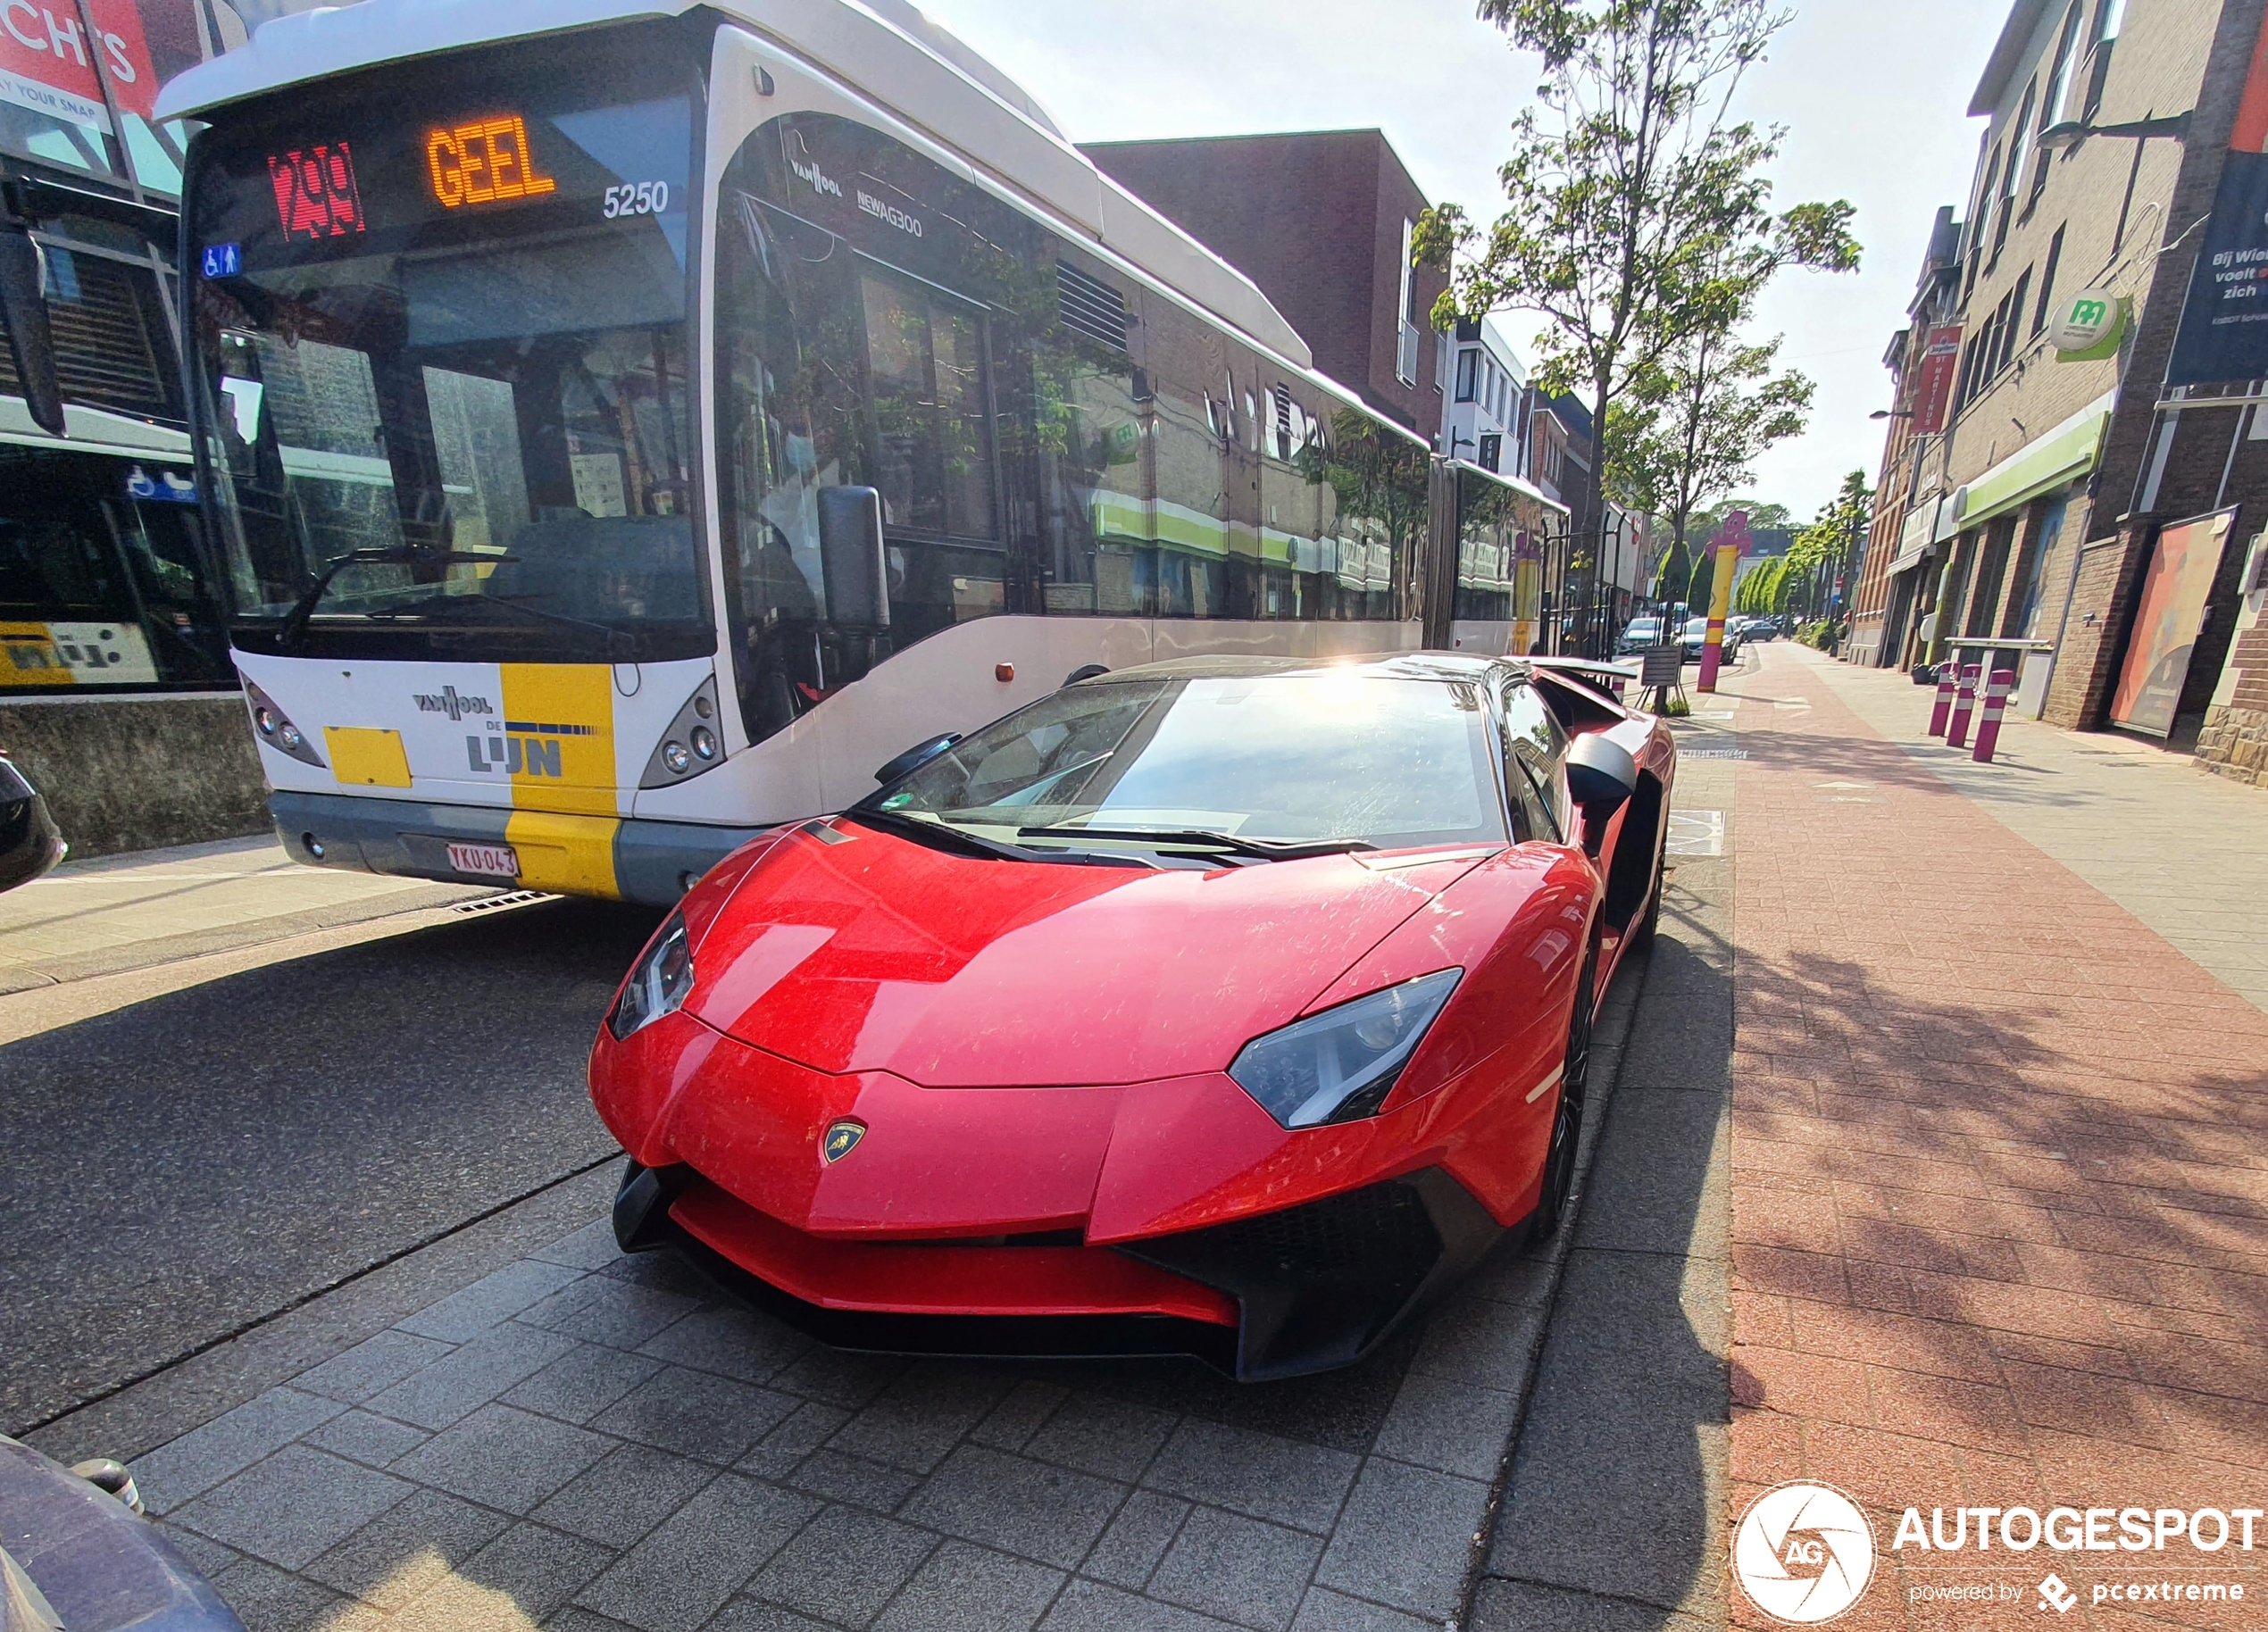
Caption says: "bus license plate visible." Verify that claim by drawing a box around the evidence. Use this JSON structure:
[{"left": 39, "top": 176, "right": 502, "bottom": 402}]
[{"left": 447, "top": 842, "right": 519, "bottom": 879}]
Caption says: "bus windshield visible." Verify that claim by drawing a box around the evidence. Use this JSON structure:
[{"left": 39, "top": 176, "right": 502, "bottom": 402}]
[{"left": 186, "top": 28, "right": 710, "bottom": 663}]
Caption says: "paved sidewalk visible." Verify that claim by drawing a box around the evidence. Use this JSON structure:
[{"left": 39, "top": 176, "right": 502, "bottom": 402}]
[
  {"left": 1724, "top": 644, "right": 2268, "bottom": 1631},
  {"left": 1799, "top": 651, "right": 2268, "bottom": 1015},
  {"left": 0, "top": 836, "right": 490, "bottom": 992}
]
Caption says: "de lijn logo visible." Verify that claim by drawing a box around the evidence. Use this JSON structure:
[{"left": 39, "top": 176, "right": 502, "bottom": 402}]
[{"left": 1733, "top": 1481, "right": 1879, "bottom": 1624}]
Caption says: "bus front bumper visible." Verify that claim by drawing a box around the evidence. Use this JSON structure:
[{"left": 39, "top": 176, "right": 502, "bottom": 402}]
[{"left": 270, "top": 790, "right": 771, "bottom": 905}]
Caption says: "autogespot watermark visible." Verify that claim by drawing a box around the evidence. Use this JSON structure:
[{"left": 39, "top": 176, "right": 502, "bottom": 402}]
[{"left": 1732, "top": 1484, "right": 2264, "bottom": 1623}]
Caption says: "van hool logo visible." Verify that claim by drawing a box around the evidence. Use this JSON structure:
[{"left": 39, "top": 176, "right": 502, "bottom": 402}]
[
  {"left": 1733, "top": 1482, "right": 1877, "bottom": 1624},
  {"left": 413, "top": 686, "right": 494, "bottom": 721},
  {"left": 791, "top": 156, "right": 840, "bottom": 199}
]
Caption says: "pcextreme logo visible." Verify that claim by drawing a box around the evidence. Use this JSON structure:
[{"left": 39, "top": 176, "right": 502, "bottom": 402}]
[{"left": 1733, "top": 1482, "right": 1879, "bottom": 1624}]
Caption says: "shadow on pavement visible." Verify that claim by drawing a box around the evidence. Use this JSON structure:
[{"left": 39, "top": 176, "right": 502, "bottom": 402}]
[
  {"left": 0, "top": 898, "right": 663, "bottom": 1435},
  {"left": 1470, "top": 868, "right": 1735, "bottom": 1631}
]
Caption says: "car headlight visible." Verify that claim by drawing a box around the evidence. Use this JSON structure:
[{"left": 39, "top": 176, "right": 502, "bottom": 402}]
[
  {"left": 1228, "top": 969, "right": 1463, "bottom": 1128},
  {"left": 609, "top": 911, "right": 695, "bottom": 1040}
]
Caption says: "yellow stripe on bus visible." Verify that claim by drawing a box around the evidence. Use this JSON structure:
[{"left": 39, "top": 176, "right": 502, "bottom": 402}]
[
  {"left": 504, "top": 809, "right": 621, "bottom": 899},
  {"left": 498, "top": 663, "right": 617, "bottom": 817}
]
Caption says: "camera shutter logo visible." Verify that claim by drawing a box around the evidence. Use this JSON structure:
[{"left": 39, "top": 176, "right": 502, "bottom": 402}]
[{"left": 1732, "top": 1481, "right": 1878, "bottom": 1623}]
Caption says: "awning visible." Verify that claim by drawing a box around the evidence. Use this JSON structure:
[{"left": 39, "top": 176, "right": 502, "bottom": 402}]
[{"left": 1956, "top": 391, "right": 2114, "bottom": 529}]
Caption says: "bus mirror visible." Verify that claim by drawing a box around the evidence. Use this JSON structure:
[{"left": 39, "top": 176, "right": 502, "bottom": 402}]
[
  {"left": 0, "top": 224, "right": 63, "bottom": 436},
  {"left": 819, "top": 486, "right": 890, "bottom": 629}
]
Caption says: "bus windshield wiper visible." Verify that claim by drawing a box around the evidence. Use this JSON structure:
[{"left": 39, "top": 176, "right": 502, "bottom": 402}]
[
  {"left": 390, "top": 591, "right": 632, "bottom": 657},
  {"left": 278, "top": 549, "right": 513, "bottom": 653},
  {"left": 1017, "top": 824, "right": 1374, "bottom": 861},
  {"left": 846, "top": 808, "right": 1148, "bottom": 868}
]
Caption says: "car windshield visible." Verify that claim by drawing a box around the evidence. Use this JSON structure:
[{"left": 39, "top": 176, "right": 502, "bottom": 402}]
[
  {"left": 865, "top": 671, "right": 1508, "bottom": 851},
  {"left": 186, "top": 29, "right": 706, "bottom": 662},
  {"left": 1624, "top": 619, "right": 1660, "bottom": 638}
]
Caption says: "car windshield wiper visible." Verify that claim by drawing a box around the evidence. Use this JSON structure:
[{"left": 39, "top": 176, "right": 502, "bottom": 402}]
[
  {"left": 1017, "top": 824, "right": 1375, "bottom": 861},
  {"left": 278, "top": 549, "right": 512, "bottom": 653},
  {"left": 845, "top": 808, "right": 1149, "bottom": 868}
]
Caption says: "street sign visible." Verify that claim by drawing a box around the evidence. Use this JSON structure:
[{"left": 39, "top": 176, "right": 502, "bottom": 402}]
[{"left": 1639, "top": 647, "right": 1681, "bottom": 687}]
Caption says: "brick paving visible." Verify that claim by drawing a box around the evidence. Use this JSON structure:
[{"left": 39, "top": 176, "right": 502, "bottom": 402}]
[
  {"left": 1723, "top": 645, "right": 2268, "bottom": 1630},
  {"left": 88, "top": 1191, "right": 1577, "bottom": 1632}
]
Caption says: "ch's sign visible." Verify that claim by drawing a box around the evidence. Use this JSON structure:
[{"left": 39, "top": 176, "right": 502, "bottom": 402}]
[{"left": 2050, "top": 289, "right": 2127, "bottom": 360}]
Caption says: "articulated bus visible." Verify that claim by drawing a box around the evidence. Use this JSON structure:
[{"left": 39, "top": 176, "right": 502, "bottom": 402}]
[{"left": 154, "top": 0, "right": 1563, "bottom": 905}]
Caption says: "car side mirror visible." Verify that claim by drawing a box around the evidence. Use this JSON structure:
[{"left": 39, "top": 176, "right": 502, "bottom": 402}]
[
  {"left": 819, "top": 486, "right": 889, "bottom": 630},
  {"left": 1564, "top": 733, "right": 1637, "bottom": 858},
  {"left": 873, "top": 732, "right": 961, "bottom": 786},
  {"left": 0, "top": 211, "right": 64, "bottom": 436}
]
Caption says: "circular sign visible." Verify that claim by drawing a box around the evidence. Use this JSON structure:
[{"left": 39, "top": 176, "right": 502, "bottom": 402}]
[
  {"left": 2049, "top": 288, "right": 2124, "bottom": 355},
  {"left": 1731, "top": 1481, "right": 1878, "bottom": 1624}
]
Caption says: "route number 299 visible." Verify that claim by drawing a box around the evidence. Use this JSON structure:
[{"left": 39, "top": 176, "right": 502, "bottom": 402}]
[{"left": 604, "top": 181, "right": 670, "bottom": 219}]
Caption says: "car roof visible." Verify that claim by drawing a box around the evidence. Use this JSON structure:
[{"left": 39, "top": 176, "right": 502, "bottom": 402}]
[{"left": 1080, "top": 653, "right": 1522, "bottom": 686}]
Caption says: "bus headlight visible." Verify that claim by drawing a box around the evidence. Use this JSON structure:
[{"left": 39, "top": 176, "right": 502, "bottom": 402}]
[
  {"left": 609, "top": 911, "right": 695, "bottom": 1040},
  {"left": 243, "top": 680, "right": 325, "bottom": 768},
  {"left": 641, "top": 678, "right": 728, "bottom": 788}
]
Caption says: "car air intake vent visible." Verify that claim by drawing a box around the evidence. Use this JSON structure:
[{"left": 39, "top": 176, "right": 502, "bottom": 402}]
[{"left": 1056, "top": 262, "right": 1130, "bottom": 353}]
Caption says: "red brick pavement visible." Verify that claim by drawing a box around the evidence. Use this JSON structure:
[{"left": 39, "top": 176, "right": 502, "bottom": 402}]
[{"left": 1722, "top": 646, "right": 2268, "bottom": 1631}]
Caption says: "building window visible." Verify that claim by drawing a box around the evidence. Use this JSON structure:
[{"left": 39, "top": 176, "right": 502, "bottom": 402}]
[
  {"left": 1966, "top": 143, "right": 2001, "bottom": 299},
  {"left": 2032, "top": 226, "right": 2065, "bottom": 335},
  {"left": 2041, "top": 4, "right": 2083, "bottom": 159},
  {"left": 1991, "top": 82, "right": 2033, "bottom": 270},
  {"left": 2002, "top": 271, "right": 2030, "bottom": 371},
  {"left": 1455, "top": 347, "right": 1480, "bottom": 402}
]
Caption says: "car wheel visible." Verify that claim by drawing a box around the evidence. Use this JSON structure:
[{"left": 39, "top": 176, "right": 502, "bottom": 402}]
[{"left": 1530, "top": 933, "right": 1599, "bottom": 1242}]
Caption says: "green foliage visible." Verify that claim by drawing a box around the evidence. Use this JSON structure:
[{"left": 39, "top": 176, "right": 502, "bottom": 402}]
[
  {"left": 1733, "top": 554, "right": 1787, "bottom": 614},
  {"left": 1796, "top": 619, "right": 1838, "bottom": 650},
  {"left": 1414, "top": 0, "right": 1857, "bottom": 623},
  {"left": 1609, "top": 329, "right": 1814, "bottom": 562}
]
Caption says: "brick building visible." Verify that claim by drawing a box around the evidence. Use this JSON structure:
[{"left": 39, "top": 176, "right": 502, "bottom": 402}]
[
  {"left": 1854, "top": 0, "right": 2268, "bottom": 780},
  {"left": 1080, "top": 131, "right": 1448, "bottom": 447},
  {"left": 1847, "top": 207, "right": 1964, "bottom": 670}
]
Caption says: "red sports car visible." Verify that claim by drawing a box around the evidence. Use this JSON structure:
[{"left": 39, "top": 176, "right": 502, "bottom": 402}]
[{"left": 588, "top": 654, "right": 1675, "bottom": 1380}]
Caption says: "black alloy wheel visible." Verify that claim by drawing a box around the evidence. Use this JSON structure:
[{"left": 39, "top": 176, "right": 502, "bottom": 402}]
[{"left": 1530, "top": 934, "right": 1599, "bottom": 1241}]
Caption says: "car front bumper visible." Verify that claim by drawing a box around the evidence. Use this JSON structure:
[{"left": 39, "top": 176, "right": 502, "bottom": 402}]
[{"left": 612, "top": 1158, "right": 1503, "bottom": 1380}]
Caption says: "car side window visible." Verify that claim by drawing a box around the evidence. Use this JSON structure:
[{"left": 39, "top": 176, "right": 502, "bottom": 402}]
[{"left": 1502, "top": 681, "right": 1572, "bottom": 841}]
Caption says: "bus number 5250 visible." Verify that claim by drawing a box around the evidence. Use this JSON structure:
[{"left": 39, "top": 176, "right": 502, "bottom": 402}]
[{"left": 604, "top": 181, "right": 669, "bottom": 218}]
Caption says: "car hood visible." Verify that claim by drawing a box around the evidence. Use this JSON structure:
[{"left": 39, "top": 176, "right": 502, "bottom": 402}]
[{"left": 681, "top": 821, "right": 1491, "bottom": 1087}]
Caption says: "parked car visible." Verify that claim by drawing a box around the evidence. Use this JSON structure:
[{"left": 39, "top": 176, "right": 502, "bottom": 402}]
[
  {"left": 591, "top": 654, "right": 1678, "bottom": 1380},
  {"left": 0, "top": 1435, "right": 245, "bottom": 1632},
  {"left": 0, "top": 753, "right": 64, "bottom": 893},
  {"left": 1679, "top": 617, "right": 1741, "bottom": 664},
  {"left": 1614, "top": 616, "right": 1668, "bottom": 654}
]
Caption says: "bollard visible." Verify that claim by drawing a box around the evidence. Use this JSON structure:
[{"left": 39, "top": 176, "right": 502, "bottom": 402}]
[
  {"left": 1972, "top": 667, "right": 2016, "bottom": 762},
  {"left": 1946, "top": 662, "right": 1981, "bottom": 749},
  {"left": 1927, "top": 666, "right": 1956, "bottom": 737}
]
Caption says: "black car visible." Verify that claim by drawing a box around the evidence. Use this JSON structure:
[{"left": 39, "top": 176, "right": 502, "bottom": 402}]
[{"left": 0, "top": 754, "right": 63, "bottom": 892}]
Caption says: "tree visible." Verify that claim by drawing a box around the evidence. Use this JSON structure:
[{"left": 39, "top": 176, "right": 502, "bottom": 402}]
[
  {"left": 1607, "top": 331, "right": 1813, "bottom": 577},
  {"left": 1786, "top": 470, "right": 1871, "bottom": 623},
  {"left": 1414, "top": 0, "right": 1858, "bottom": 651}
]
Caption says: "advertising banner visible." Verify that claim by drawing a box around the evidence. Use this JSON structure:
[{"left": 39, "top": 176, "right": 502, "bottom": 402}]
[
  {"left": 2109, "top": 509, "right": 2235, "bottom": 736},
  {"left": 1909, "top": 325, "right": 1962, "bottom": 434},
  {"left": 0, "top": 0, "right": 159, "bottom": 130},
  {"left": 2167, "top": 12, "right": 2268, "bottom": 385}
]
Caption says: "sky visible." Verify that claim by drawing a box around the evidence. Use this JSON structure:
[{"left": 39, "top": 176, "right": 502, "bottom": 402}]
[{"left": 914, "top": 0, "right": 2011, "bottom": 523}]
